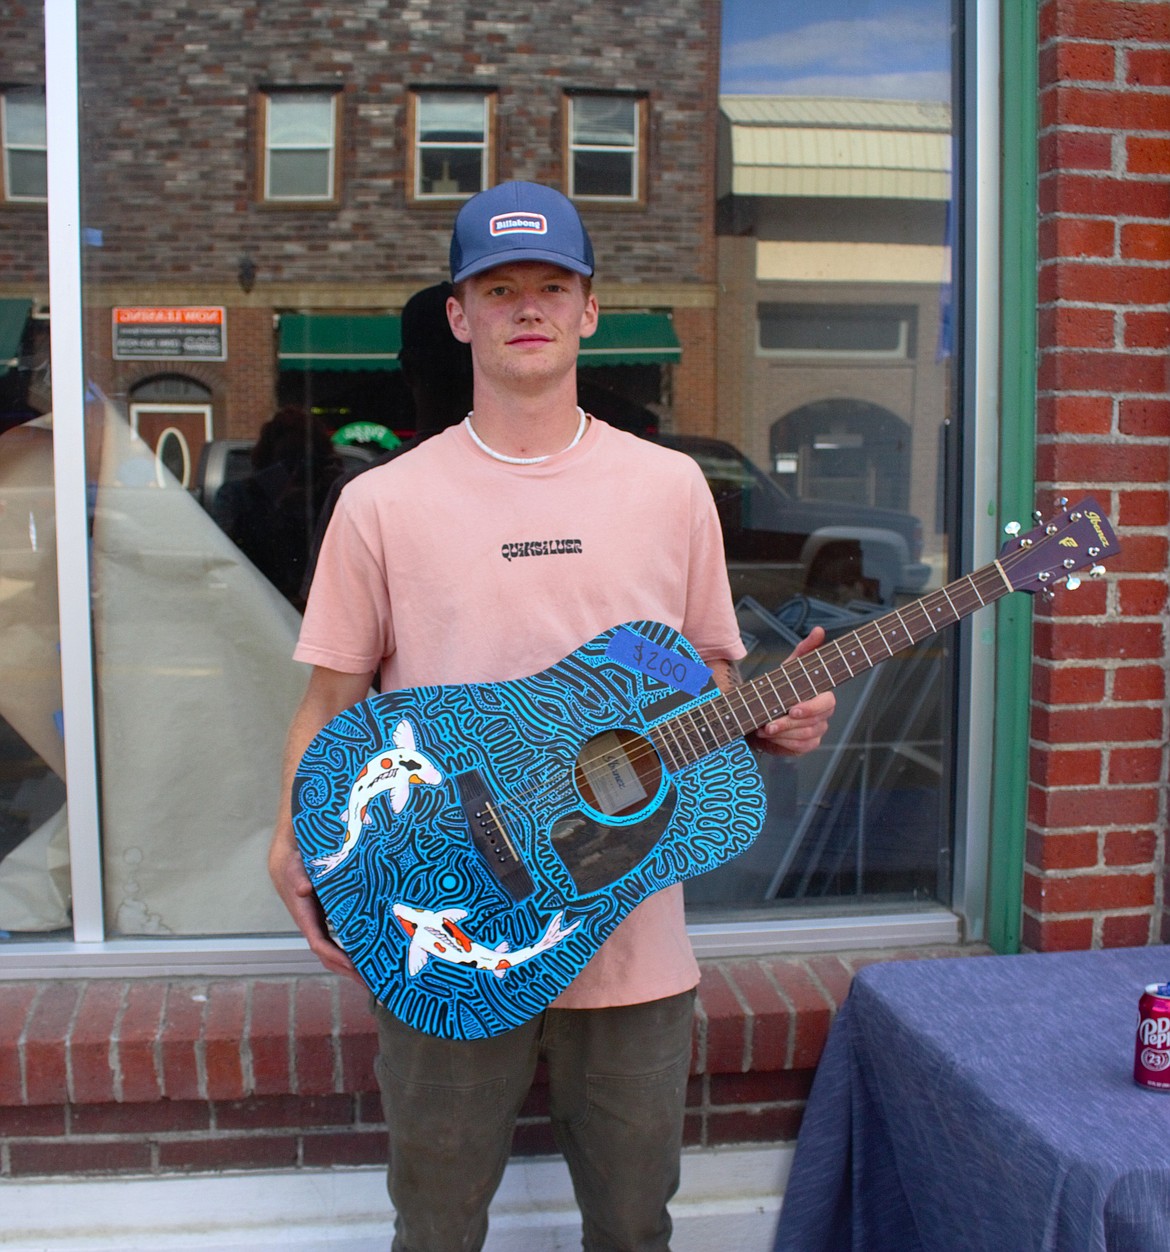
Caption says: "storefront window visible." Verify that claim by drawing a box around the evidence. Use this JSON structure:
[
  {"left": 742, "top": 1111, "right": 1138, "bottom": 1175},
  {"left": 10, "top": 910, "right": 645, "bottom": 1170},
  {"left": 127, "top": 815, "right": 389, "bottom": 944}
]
[{"left": 6, "top": 0, "right": 971, "bottom": 953}]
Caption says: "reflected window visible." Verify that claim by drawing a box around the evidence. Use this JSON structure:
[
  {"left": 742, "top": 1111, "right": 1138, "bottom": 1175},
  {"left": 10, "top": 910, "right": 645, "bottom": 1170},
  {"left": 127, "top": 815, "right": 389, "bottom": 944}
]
[
  {"left": 566, "top": 93, "right": 644, "bottom": 201},
  {"left": 262, "top": 89, "right": 340, "bottom": 202},
  {"left": 759, "top": 304, "right": 916, "bottom": 360},
  {"left": 27, "top": 0, "right": 969, "bottom": 947},
  {"left": 2, "top": 88, "right": 47, "bottom": 203},
  {"left": 411, "top": 91, "right": 493, "bottom": 200}
]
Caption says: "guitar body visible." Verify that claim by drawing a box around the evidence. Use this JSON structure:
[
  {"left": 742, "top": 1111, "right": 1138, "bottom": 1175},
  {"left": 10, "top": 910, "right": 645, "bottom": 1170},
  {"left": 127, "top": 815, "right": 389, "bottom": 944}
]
[{"left": 294, "top": 620, "right": 766, "bottom": 1040}]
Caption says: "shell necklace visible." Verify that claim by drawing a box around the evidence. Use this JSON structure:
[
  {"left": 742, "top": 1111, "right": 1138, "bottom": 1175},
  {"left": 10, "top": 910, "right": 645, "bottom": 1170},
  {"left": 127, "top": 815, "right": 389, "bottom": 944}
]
[{"left": 464, "top": 407, "right": 587, "bottom": 465}]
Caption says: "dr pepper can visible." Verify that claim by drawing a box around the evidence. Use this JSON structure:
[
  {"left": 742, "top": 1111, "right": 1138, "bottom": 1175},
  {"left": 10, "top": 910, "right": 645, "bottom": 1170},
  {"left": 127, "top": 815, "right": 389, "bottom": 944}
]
[{"left": 1134, "top": 983, "right": 1170, "bottom": 1092}]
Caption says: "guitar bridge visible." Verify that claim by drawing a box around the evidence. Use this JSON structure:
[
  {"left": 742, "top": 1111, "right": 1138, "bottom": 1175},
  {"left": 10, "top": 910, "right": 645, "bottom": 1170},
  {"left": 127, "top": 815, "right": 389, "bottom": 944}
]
[{"left": 456, "top": 771, "right": 535, "bottom": 903}]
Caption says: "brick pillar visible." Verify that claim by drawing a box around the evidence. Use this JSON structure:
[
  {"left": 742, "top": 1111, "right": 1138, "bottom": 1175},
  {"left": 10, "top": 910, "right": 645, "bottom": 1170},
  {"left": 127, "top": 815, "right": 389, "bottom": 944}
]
[
  {"left": 1028, "top": 1, "right": 1170, "bottom": 951},
  {"left": 224, "top": 304, "right": 278, "bottom": 439},
  {"left": 672, "top": 305, "right": 718, "bottom": 437}
]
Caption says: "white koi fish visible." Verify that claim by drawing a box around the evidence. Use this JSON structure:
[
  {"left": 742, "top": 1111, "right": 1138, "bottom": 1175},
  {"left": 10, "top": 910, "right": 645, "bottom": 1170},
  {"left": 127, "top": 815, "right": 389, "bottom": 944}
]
[
  {"left": 392, "top": 903, "right": 580, "bottom": 978},
  {"left": 310, "top": 719, "right": 442, "bottom": 876}
]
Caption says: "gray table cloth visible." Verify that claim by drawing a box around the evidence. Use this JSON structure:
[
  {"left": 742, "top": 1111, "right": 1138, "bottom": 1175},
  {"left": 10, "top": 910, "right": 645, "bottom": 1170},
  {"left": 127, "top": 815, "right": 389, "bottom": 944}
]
[{"left": 774, "top": 946, "right": 1170, "bottom": 1251}]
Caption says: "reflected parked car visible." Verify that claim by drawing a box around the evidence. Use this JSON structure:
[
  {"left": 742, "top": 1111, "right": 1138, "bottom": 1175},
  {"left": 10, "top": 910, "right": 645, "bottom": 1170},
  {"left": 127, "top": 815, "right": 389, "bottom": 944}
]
[
  {"left": 651, "top": 434, "right": 931, "bottom": 607},
  {"left": 195, "top": 429, "right": 929, "bottom": 611},
  {"left": 193, "top": 437, "right": 375, "bottom": 510}
]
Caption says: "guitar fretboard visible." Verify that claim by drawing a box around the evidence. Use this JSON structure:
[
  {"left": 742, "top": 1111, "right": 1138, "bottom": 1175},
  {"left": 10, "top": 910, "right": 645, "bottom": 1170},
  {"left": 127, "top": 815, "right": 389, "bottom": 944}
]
[{"left": 650, "top": 561, "right": 1013, "bottom": 773}]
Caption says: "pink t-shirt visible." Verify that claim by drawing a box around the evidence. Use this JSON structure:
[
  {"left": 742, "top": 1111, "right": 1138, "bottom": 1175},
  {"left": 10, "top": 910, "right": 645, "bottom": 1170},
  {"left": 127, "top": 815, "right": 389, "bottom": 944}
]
[{"left": 297, "top": 417, "right": 745, "bottom": 1007}]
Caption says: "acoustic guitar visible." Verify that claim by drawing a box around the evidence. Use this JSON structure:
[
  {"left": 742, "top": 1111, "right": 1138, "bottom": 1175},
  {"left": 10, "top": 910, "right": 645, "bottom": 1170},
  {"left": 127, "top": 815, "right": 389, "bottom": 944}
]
[{"left": 293, "top": 498, "right": 1119, "bottom": 1039}]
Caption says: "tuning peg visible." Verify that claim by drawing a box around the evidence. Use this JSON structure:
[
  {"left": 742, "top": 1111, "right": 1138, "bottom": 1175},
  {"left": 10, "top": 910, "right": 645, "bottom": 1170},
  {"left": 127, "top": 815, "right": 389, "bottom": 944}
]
[
  {"left": 1032, "top": 510, "right": 1043, "bottom": 524},
  {"left": 1065, "top": 575, "right": 1082, "bottom": 590},
  {"left": 1090, "top": 564, "right": 1106, "bottom": 578},
  {"left": 1054, "top": 495, "right": 1069, "bottom": 509},
  {"left": 1004, "top": 521, "right": 1021, "bottom": 537},
  {"left": 1043, "top": 588, "right": 1056, "bottom": 601}
]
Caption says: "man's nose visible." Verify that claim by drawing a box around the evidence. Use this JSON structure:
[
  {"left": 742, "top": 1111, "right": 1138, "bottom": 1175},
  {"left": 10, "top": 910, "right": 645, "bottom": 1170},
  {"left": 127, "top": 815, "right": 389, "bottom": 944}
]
[{"left": 514, "top": 293, "right": 544, "bottom": 320}]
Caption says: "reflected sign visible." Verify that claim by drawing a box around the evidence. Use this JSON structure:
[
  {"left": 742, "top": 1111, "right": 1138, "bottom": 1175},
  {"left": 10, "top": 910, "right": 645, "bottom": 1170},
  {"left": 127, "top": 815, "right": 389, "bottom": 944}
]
[{"left": 113, "top": 306, "right": 227, "bottom": 361}]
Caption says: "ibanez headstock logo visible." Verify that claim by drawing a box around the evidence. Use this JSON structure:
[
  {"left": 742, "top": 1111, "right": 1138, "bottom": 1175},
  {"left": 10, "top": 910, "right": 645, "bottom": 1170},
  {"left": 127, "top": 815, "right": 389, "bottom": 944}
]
[{"left": 1085, "top": 509, "right": 1110, "bottom": 547}]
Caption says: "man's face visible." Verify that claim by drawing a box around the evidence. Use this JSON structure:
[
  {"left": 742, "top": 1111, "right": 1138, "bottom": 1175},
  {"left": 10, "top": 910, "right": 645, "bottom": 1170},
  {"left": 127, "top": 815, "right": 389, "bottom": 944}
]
[{"left": 446, "top": 263, "right": 598, "bottom": 395}]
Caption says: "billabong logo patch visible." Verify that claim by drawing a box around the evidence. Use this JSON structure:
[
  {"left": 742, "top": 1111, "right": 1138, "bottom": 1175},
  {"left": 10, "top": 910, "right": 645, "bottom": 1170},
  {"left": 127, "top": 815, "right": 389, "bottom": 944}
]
[{"left": 490, "top": 212, "right": 548, "bottom": 236}]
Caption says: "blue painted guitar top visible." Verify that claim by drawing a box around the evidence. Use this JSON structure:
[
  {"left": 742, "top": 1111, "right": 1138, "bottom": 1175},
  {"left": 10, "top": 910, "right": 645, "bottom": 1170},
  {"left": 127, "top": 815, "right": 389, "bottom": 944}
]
[{"left": 293, "top": 620, "right": 766, "bottom": 1040}]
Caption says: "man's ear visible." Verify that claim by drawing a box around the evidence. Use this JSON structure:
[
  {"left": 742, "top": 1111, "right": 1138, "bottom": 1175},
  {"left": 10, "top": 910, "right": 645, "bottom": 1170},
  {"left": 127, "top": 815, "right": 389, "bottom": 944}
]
[
  {"left": 578, "top": 292, "right": 600, "bottom": 341},
  {"left": 446, "top": 295, "right": 472, "bottom": 344}
]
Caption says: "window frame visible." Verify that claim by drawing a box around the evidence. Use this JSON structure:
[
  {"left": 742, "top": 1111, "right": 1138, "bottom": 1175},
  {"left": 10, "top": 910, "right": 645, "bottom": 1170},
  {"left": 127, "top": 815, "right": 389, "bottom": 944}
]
[
  {"left": 564, "top": 90, "right": 648, "bottom": 206},
  {"left": 756, "top": 302, "right": 918, "bottom": 361},
  {"left": 1, "top": 85, "right": 48, "bottom": 203},
  {"left": 258, "top": 86, "right": 343, "bottom": 206},
  {"left": 406, "top": 88, "right": 496, "bottom": 204}
]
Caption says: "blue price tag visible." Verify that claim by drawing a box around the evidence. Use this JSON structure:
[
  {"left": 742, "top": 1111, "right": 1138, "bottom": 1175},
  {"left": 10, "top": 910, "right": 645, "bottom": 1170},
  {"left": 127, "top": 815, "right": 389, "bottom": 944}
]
[{"left": 605, "top": 628, "right": 712, "bottom": 697}]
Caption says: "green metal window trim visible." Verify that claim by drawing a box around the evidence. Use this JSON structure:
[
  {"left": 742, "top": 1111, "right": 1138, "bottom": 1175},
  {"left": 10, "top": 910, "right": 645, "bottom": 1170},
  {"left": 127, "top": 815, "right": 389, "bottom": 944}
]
[{"left": 988, "top": 0, "right": 1038, "bottom": 953}]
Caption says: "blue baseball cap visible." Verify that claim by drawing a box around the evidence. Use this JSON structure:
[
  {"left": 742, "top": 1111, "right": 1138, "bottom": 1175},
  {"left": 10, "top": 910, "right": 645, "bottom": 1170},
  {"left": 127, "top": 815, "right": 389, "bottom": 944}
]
[{"left": 449, "top": 181, "right": 595, "bottom": 284}]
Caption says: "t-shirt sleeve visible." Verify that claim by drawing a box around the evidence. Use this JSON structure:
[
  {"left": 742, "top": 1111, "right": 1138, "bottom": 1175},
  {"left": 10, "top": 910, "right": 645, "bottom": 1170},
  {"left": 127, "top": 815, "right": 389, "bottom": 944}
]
[{"left": 294, "top": 486, "right": 395, "bottom": 674}]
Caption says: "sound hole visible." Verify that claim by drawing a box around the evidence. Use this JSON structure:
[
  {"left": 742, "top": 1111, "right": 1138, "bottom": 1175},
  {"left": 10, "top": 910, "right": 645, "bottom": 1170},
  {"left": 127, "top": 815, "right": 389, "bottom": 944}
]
[
  {"left": 552, "top": 730, "right": 672, "bottom": 895},
  {"left": 573, "top": 729, "right": 662, "bottom": 818}
]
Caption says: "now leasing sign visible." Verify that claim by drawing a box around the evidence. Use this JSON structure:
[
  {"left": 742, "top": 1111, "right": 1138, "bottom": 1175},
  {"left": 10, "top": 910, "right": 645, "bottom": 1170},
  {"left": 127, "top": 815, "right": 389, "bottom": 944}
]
[{"left": 113, "top": 307, "right": 226, "bottom": 361}]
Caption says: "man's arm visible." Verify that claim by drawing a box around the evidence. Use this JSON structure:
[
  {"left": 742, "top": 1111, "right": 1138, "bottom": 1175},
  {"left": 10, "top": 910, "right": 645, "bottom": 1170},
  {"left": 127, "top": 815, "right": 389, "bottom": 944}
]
[
  {"left": 269, "top": 664, "right": 375, "bottom": 983},
  {"left": 710, "top": 625, "right": 836, "bottom": 758}
]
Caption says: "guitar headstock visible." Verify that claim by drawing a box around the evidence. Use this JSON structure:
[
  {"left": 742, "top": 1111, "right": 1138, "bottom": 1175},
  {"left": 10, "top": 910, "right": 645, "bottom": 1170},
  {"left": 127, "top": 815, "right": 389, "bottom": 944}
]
[{"left": 999, "top": 496, "right": 1120, "bottom": 595}]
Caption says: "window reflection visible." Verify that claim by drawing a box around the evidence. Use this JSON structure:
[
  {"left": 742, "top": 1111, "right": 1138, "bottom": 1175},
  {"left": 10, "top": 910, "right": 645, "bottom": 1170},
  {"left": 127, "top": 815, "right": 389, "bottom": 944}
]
[
  {"left": 18, "top": 0, "right": 960, "bottom": 938},
  {"left": 2, "top": 88, "right": 49, "bottom": 202},
  {"left": 414, "top": 93, "right": 492, "bottom": 198},
  {"left": 263, "top": 91, "right": 339, "bottom": 202},
  {"left": 690, "top": 0, "right": 955, "bottom": 912}
]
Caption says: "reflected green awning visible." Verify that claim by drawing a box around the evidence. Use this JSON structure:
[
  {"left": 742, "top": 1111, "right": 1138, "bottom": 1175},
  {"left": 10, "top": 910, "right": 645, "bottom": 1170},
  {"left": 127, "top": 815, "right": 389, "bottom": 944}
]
[
  {"left": 278, "top": 313, "right": 402, "bottom": 371},
  {"left": 0, "top": 298, "right": 32, "bottom": 378},
  {"left": 277, "top": 309, "right": 680, "bottom": 372},
  {"left": 581, "top": 312, "right": 681, "bottom": 365}
]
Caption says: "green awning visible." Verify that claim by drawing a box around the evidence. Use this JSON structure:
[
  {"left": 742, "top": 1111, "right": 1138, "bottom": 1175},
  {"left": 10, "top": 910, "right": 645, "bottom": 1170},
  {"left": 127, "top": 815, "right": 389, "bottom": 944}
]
[
  {"left": 0, "top": 298, "right": 32, "bottom": 378},
  {"left": 581, "top": 312, "right": 681, "bottom": 365},
  {"left": 278, "top": 313, "right": 402, "bottom": 371},
  {"left": 277, "top": 309, "right": 680, "bottom": 372}
]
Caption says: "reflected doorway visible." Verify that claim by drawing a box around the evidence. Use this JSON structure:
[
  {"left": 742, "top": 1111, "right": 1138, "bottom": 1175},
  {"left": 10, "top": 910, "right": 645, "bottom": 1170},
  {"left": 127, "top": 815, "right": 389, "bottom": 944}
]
[
  {"left": 770, "top": 399, "right": 910, "bottom": 512},
  {"left": 128, "top": 375, "right": 214, "bottom": 488}
]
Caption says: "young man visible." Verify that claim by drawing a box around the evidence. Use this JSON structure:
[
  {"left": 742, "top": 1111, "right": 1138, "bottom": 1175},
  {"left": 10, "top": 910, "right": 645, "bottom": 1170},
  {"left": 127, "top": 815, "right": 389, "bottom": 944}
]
[{"left": 269, "top": 182, "right": 835, "bottom": 1251}]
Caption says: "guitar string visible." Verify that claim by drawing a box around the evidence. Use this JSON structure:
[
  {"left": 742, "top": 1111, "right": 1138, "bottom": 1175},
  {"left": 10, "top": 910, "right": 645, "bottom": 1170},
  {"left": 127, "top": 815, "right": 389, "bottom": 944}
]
[
  {"left": 421, "top": 533, "right": 1074, "bottom": 830},
  {"left": 348, "top": 530, "right": 1088, "bottom": 835},
  {"left": 448, "top": 534, "right": 1079, "bottom": 826}
]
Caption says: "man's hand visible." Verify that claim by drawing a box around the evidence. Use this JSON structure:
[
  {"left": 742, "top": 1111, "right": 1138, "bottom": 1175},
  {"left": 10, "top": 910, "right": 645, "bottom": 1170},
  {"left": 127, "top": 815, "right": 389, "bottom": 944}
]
[
  {"left": 749, "top": 625, "right": 836, "bottom": 757},
  {"left": 270, "top": 665, "right": 374, "bottom": 986},
  {"left": 269, "top": 822, "right": 361, "bottom": 983}
]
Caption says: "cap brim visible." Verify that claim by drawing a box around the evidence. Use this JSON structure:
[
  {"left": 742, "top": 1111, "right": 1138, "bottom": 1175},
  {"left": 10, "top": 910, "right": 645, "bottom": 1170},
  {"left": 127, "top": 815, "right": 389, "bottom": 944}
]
[{"left": 452, "top": 249, "right": 594, "bottom": 284}]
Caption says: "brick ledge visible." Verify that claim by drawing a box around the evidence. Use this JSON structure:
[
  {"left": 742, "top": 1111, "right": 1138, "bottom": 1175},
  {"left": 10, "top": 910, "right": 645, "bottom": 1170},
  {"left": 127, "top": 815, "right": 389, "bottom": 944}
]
[{"left": 0, "top": 946, "right": 989, "bottom": 1176}]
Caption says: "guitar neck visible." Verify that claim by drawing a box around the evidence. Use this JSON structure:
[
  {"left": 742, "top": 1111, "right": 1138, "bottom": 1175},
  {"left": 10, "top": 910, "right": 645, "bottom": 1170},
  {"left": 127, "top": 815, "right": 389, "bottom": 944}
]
[{"left": 652, "top": 559, "right": 1015, "bottom": 772}]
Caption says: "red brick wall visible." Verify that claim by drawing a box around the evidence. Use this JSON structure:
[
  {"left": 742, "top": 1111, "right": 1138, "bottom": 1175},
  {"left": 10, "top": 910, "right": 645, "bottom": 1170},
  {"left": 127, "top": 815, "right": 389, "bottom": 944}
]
[
  {"left": 0, "top": 949, "right": 981, "bottom": 1179},
  {"left": 1029, "top": 0, "right": 1170, "bottom": 951}
]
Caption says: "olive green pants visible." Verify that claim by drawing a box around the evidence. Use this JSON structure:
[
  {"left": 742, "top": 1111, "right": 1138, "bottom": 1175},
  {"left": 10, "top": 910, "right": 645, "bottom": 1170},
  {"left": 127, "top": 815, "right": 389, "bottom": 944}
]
[{"left": 373, "top": 989, "right": 696, "bottom": 1252}]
